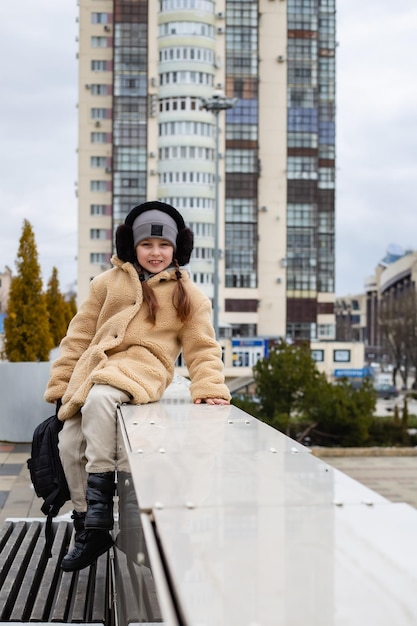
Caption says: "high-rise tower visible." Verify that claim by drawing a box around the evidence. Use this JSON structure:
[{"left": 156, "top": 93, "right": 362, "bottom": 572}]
[{"left": 77, "top": 0, "right": 336, "bottom": 344}]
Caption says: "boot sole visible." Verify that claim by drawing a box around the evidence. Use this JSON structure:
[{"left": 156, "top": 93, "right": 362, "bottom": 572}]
[{"left": 61, "top": 536, "right": 113, "bottom": 572}]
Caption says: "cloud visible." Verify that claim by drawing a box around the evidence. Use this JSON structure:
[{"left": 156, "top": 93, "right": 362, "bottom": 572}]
[
  {"left": 1, "top": 1, "right": 416, "bottom": 299},
  {"left": 0, "top": 2, "right": 78, "bottom": 292},
  {"left": 336, "top": 0, "right": 417, "bottom": 294}
]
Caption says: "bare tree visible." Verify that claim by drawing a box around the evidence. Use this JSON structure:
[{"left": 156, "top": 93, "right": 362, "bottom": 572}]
[{"left": 379, "top": 285, "right": 416, "bottom": 389}]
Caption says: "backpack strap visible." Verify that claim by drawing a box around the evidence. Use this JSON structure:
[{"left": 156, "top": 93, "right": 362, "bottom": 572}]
[
  {"left": 41, "top": 487, "right": 61, "bottom": 558},
  {"left": 44, "top": 511, "right": 54, "bottom": 559}
]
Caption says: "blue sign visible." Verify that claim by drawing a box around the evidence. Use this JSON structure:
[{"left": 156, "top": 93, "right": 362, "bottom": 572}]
[
  {"left": 0, "top": 313, "right": 5, "bottom": 334},
  {"left": 232, "top": 338, "right": 269, "bottom": 358},
  {"left": 334, "top": 368, "right": 366, "bottom": 378}
]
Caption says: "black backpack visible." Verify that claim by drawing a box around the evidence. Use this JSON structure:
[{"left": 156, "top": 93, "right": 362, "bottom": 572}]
[{"left": 27, "top": 404, "right": 71, "bottom": 557}]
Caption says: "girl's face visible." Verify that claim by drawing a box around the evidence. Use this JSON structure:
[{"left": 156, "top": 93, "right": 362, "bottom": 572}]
[{"left": 136, "top": 238, "right": 174, "bottom": 273}]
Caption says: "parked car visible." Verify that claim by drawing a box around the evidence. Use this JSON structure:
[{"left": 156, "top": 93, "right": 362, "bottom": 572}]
[{"left": 373, "top": 383, "right": 399, "bottom": 399}]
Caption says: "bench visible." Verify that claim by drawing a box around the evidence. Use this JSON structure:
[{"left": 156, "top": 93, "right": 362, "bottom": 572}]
[{"left": 0, "top": 518, "right": 162, "bottom": 624}]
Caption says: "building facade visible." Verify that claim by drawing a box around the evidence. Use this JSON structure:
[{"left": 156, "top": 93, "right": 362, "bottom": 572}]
[
  {"left": 0, "top": 266, "right": 12, "bottom": 315},
  {"left": 76, "top": 0, "right": 336, "bottom": 341}
]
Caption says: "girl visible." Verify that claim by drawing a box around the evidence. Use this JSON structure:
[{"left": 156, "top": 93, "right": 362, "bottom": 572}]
[{"left": 44, "top": 201, "right": 231, "bottom": 571}]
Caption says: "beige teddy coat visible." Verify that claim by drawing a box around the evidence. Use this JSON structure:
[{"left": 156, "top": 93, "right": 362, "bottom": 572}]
[{"left": 44, "top": 256, "right": 231, "bottom": 420}]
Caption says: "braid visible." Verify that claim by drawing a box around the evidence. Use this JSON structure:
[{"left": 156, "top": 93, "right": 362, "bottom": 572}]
[
  {"left": 137, "top": 261, "right": 191, "bottom": 324},
  {"left": 172, "top": 259, "right": 192, "bottom": 322},
  {"left": 138, "top": 265, "right": 159, "bottom": 324}
]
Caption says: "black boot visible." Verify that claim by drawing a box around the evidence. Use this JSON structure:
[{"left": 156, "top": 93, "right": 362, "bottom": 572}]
[
  {"left": 85, "top": 472, "right": 115, "bottom": 530},
  {"left": 61, "top": 511, "right": 113, "bottom": 572}
]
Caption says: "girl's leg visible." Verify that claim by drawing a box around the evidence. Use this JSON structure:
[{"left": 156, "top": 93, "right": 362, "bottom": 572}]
[
  {"left": 58, "top": 411, "right": 87, "bottom": 512},
  {"left": 81, "top": 383, "right": 131, "bottom": 472},
  {"left": 81, "top": 384, "right": 131, "bottom": 531},
  {"left": 60, "top": 384, "right": 131, "bottom": 572}
]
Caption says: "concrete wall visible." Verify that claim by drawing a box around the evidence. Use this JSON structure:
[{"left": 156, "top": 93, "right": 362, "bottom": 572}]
[{"left": 0, "top": 362, "right": 53, "bottom": 443}]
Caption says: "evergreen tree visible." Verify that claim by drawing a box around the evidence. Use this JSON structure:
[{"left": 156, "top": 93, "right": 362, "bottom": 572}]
[
  {"left": 45, "top": 267, "right": 69, "bottom": 347},
  {"left": 4, "top": 220, "right": 53, "bottom": 361},
  {"left": 252, "top": 339, "right": 376, "bottom": 446},
  {"left": 253, "top": 339, "right": 327, "bottom": 433},
  {"left": 64, "top": 293, "right": 77, "bottom": 327}
]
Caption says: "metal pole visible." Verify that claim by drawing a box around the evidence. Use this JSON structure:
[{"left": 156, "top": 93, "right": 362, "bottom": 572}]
[
  {"left": 201, "top": 92, "right": 238, "bottom": 340},
  {"left": 213, "top": 110, "right": 220, "bottom": 339}
]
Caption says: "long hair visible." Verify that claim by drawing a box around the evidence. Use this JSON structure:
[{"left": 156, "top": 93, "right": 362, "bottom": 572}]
[{"left": 138, "top": 259, "right": 191, "bottom": 324}]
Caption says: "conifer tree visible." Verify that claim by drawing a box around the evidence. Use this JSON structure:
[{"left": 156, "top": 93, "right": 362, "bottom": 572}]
[
  {"left": 4, "top": 220, "right": 53, "bottom": 361},
  {"left": 45, "top": 266, "right": 69, "bottom": 347},
  {"left": 64, "top": 293, "right": 77, "bottom": 327}
]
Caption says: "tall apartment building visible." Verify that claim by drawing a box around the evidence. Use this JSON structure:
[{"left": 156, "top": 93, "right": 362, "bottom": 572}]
[{"left": 77, "top": 0, "right": 336, "bottom": 343}]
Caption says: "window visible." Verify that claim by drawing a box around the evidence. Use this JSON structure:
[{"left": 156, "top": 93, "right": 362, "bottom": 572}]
[
  {"left": 225, "top": 223, "right": 257, "bottom": 288},
  {"left": 159, "top": 121, "right": 213, "bottom": 137},
  {"left": 91, "top": 12, "right": 109, "bottom": 24},
  {"left": 311, "top": 349, "right": 324, "bottom": 362},
  {"left": 90, "top": 204, "right": 107, "bottom": 216},
  {"left": 318, "top": 167, "right": 335, "bottom": 189},
  {"left": 90, "top": 180, "right": 107, "bottom": 192},
  {"left": 333, "top": 350, "right": 350, "bottom": 363},
  {"left": 286, "top": 322, "right": 317, "bottom": 341},
  {"left": 193, "top": 247, "right": 214, "bottom": 260},
  {"left": 90, "top": 252, "right": 108, "bottom": 264},
  {"left": 226, "top": 124, "right": 257, "bottom": 141},
  {"left": 91, "top": 60, "right": 108, "bottom": 71},
  {"left": 189, "top": 222, "right": 214, "bottom": 237},
  {"left": 160, "top": 0, "right": 214, "bottom": 10},
  {"left": 90, "top": 229, "right": 108, "bottom": 240},
  {"left": 91, "top": 37, "right": 109, "bottom": 48},
  {"left": 90, "top": 157, "right": 107, "bottom": 168},
  {"left": 115, "top": 76, "right": 147, "bottom": 96},
  {"left": 287, "top": 39, "right": 317, "bottom": 60},
  {"left": 91, "top": 132, "right": 108, "bottom": 143},
  {"left": 225, "top": 150, "right": 257, "bottom": 173},
  {"left": 318, "top": 324, "right": 335, "bottom": 339},
  {"left": 159, "top": 21, "right": 215, "bottom": 38},
  {"left": 114, "top": 147, "right": 147, "bottom": 171},
  {"left": 287, "top": 156, "right": 317, "bottom": 180},
  {"left": 287, "top": 204, "right": 316, "bottom": 227},
  {"left": 225, "top": 199, "right": 257, "bottom": 223},
  {"left": 91, "top": 84, "right": 109, "bottom": 96},
  {"left": 288, "top": 132, "right": 317, "bottom": 149},
  {"left": 288, "top": 87, "right": 316, "bottom": 108},
  {"left": 91, "top": 108, "right": 109, "bottom": 119}
]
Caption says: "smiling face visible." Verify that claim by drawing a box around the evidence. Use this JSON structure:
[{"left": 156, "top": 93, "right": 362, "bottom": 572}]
[{"left": 135, "top": 238, "right": 174, "bottom": 273}]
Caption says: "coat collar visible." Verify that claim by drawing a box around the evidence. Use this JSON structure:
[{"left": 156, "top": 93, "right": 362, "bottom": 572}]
[{"left": 111, "top": 255, "right": 190, "bottom": 284}]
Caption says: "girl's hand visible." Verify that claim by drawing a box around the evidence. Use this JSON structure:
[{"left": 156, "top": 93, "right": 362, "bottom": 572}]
[{"left": 194, "top": 398, "right": 230, "bottom": 405}]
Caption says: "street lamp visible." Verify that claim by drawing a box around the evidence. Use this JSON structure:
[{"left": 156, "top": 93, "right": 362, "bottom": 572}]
[{"left": 201, "top": 91, "right": 238, "bottom": 339}]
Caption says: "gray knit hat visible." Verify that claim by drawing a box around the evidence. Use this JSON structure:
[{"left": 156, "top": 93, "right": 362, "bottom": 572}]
[
  {"left": 116, "top": 201, "right": 194, "bottom": 266},
  {"left": 132, "top": 209, "right": 178, "bottom": 250}
]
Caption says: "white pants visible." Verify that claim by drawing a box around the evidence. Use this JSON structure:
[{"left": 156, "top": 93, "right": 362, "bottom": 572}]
[{"left": 58, "top": 384, "right": 131, "bottom": 512}]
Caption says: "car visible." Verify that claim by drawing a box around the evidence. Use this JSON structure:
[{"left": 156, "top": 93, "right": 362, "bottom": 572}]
[{"left": 373, "top": 383, "right": 399, "bottom": 399}]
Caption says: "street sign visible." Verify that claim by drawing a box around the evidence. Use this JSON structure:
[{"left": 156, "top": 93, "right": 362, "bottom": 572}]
[{"left": 334, "top": 368, "right": 366, "bottom": 378}]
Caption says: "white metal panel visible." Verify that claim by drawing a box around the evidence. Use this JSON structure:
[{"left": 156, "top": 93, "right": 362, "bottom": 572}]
[
  {"left": 118, "top": 401, "right": 417, "bottom": 626},
  {"left": 151, "top": 502, "right": 417, "bottom": 626},
  {"left": 119, "top": 402, "right": 388, "bottom": 510}
]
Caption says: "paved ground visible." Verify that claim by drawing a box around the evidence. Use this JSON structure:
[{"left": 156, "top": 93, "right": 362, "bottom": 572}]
[
  {"left": 0, "top": 442, "right": 73, "bottom": 525},
  {"left": 1, "top": 442, "right": 416, "bottom": 525},
  {"left": 318, "top": 453, "right": 417, "bottom": 509}
]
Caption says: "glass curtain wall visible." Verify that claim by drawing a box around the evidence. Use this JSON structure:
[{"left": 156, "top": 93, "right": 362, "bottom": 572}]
[
  {"left": 112, "top": 0, "right": 149, "bottom": 233},
  {"left": 224, "top": 0, "right": 259, "bottom": 337},
  {"left": 286, "top": 0, "right": 336, "bottom": 341}
]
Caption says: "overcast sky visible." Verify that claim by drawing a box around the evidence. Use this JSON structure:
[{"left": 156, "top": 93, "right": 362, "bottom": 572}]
[{"left": 0, "top": 1, "right": 416, "bottom": 296}]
